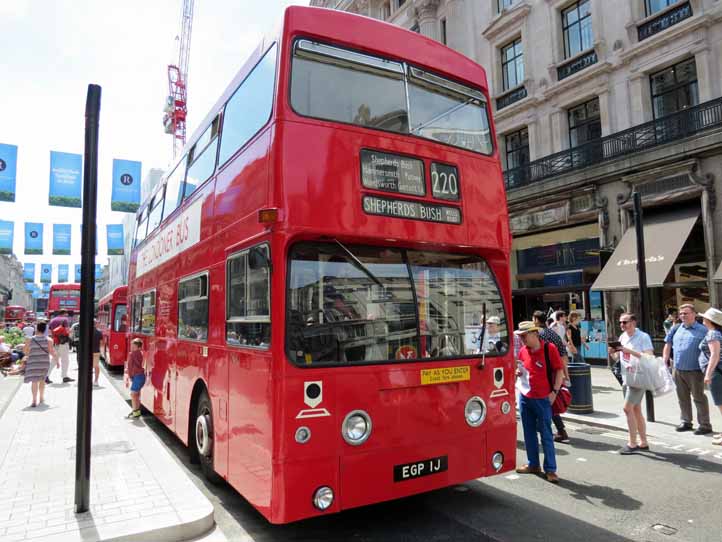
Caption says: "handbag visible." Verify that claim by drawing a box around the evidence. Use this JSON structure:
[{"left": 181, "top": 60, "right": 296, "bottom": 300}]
[{"left": 543, "top": 342, "right": 572, "bottom": 415}]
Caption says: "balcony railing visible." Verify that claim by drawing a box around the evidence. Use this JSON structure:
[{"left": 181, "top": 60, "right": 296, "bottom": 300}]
[
  {"left": 638, "top": 2, "right": 692, "bottom": 41},
  {"left": 504, "top": 96, "right": 722, "bottom": 190},
  {"left": 557, "top": 50, "right": 598, "bottom": 81},
  {"left": 497, "top": 86, "right": 528, "bottom": 111}
]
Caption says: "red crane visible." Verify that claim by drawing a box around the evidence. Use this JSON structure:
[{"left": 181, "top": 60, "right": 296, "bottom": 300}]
[{"left": 163, "top": 0, "right": 195, "bottom": 158}]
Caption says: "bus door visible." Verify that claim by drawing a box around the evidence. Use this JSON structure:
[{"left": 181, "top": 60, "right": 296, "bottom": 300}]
[
  {"left": 109, "top": 303, "right": 128, "bottom": 366},
  {"left": 225, "top": 244, "right": 273, "bottom": 503}
]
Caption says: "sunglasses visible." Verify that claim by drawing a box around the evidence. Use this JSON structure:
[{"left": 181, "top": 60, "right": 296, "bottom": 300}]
[{"left": 619, "top": 320, "right": 630, "bottom": 324}]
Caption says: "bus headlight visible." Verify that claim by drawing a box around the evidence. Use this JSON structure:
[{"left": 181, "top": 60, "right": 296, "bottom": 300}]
[
  {"left": 342, "top": 410, "right": 372, "bottom": 445},
  {"left": 491, "top": 452, "right": 504, "bottom": 472},
  {"left": 312, "top": 486, "right": 334, "bottom": 510},
  {"left": 465, "top": 396, "right": 486, "bottom": 427},
  {"left": 501, "top": 401, "right": 511, "bottom": 415},
  {"left": 295, "top": 426, "right": 311, "bottom": 444}
]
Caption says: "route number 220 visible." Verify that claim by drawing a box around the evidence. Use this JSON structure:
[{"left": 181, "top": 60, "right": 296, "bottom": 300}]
[{"left": 431, "top": 163, "right": 460, "bottom": 201}]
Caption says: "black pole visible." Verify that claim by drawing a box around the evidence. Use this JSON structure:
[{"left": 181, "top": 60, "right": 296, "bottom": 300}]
[
  {"left": 632, "top": 191, "right": 655, "bottom": 423},
  {"left": 75, "top": 84, "right": 101, "bottom": 513}
]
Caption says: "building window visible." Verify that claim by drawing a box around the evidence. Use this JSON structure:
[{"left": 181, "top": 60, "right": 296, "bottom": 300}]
[
  {"left": 501, "top": 38, "right": 524, "bottom": 91},
  {"left": 645, "top": 0, "right": 679, "bottom": 16},
  {"left": 397, "top": 0, "right": 406, "bottom": 8},
  {"left": 562, "top": 0, "right": 593, "bottom": 59},
  {"left": 650, "top": 58, "right": 698, "bottom": 119},
  {"left": 498, "top": 0, "right": 518, "bottom": 12},
  {"left": 440, "top": 18, "right": 447, "bottom": 45},
  {"left": 410, "top": 23, "right": 420, "bottom": 33},
  {"left": 505, "top": 128, "right": 529, "bottom": 170},
  {"left": 568, "top": 97, "right": 601, "bottom": 147},
  {"left": 381, "top": 1, "right": 391, "bottom": 20}
]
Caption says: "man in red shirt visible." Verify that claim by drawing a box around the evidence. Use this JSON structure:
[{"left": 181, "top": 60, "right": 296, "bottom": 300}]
[{"left": 515, "top": 321, "right": 565, "bottom": 483}]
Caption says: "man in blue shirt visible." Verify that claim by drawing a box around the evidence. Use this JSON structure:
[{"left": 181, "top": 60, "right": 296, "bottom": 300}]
[{"left": 663, "top": 304, "right": 712, "bottom": 434}]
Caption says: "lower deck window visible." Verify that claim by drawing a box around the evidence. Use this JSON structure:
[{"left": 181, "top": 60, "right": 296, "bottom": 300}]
[
  {"left": 178, "top": 274, "right": 209, "bottom": 341},
  {"left": 226, "top": 245, "right": 270, "bottom": 348}
]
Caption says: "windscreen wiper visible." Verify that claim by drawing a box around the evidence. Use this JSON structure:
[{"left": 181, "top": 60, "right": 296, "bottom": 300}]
[
  {"left": 410, "top": 97, "right": 475, "bottom": 135},
  {"left": 334, "top": 240, "right": 384, "bottom": 289}
]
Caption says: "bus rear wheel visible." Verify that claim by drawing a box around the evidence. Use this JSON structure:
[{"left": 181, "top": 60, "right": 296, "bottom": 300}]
[{"left": 193, "top": 390, "right": 223, "bottom": 485}]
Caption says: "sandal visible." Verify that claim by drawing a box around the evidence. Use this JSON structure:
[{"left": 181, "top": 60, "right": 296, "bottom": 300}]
[{"left": 619, "top": 445, "right": 639, "bottom": 455}]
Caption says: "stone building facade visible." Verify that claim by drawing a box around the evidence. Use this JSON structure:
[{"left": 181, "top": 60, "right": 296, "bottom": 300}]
[
  {"left": 1, "top": 254, "right": 32, "bottom": 318},
  {"left": 310, "top": 0, "right": 722, "bottom": 352}
]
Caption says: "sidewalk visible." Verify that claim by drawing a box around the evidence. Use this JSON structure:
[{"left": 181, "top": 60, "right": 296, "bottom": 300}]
[
  {"left": 564, "top": 366, "right": 722, "bottom": 451},
  {"left": 0, "top": 358, "right": 214, "bottom": 542}
]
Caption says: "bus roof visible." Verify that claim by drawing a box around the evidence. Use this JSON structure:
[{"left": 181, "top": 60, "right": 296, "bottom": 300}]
[{"left": 98, "top": 285, "right": 128, "bottom": 305}]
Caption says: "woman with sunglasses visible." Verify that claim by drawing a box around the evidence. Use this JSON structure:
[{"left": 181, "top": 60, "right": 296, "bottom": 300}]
[{"left": 609, "top": 313, "right": 654, "bottom": 455}]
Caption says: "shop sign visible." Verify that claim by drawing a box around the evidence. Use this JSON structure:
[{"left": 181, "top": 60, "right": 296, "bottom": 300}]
[
  {"left": 517, "top": 237, "right": 599, "bottom": 275},
  {"left": 510, "top": 203, "right": 569, "bottom": 234}
]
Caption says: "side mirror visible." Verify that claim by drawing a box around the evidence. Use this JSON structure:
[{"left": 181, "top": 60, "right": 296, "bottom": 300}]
[{"left": 249, "top": 247, "right": 271, "bottom": 272}]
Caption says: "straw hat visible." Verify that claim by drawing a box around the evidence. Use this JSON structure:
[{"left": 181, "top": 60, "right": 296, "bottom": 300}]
[
  {"left": 487, "top": 316, "right": 501, "bottom": 325},
  {"left": 701, "top": 308, "right": 722, "bottom": 327},
  {"left": 514, "top": 321, "right": 541, "bottom": 336}
]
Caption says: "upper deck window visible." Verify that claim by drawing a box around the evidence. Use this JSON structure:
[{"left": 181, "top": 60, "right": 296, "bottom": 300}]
[
  {"left": 290, "top": 39, "right": 492, "bottom": 155},
  {"left": 185, "top": 115, "right": 220, "bottom": 201},
  {"left": 286, "top": 242, "right": 508, "bottom": 366},
  {"left": 162, "top": 160, "right": 187, "bottom": 220},
  {"left": 219, "top": 44, "right": 277, "bottom": 167}
]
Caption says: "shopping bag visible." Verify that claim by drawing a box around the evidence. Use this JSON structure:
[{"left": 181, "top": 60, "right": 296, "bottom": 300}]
[
  {"left": 653, "top": 362, "right": 676, "bottom": 397},
  {"left": 622, "top": 356, "right": 656, "bottom": 391}
]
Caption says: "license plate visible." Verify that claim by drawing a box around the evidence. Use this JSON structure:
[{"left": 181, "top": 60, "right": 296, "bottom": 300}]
[
  {"left": 393, "top": 456, "right": 448, "bottom": 482},
  {"left": 420, "top": 365, "right": 470, "bottom": 385}
]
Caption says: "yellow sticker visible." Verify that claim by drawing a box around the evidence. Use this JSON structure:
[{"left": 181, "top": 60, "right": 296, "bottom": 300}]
[{"left": 420, "top": 366, "right": 470, "bottom": 385}]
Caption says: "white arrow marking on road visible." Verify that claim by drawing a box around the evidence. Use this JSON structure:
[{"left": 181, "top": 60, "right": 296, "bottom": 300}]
[
  {"left": 505, "top": 475, "right": 520, "bottom": 480},
  {"left": 576, "top": 458, "right": 588, "bottom": 462}
]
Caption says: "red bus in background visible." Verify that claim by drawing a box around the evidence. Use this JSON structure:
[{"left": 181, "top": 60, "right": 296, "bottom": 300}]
[
  {"left": 24, "top": 311, "right": 37, "bottom": 324},
  {"left": 48, "top": 283, "right": 80, "bottom": 317},
  {"left": 127, "top": 6, "right": 513, "bottom": 524},
  {"left": 97, "top": 286, "right": 128, "bottom": 367},
  {"left": 4, "top": 305, "right": 26, "bottom": 327}
]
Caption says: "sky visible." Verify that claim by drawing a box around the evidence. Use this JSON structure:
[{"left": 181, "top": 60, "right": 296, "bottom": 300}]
[{"left": 0, "top": 0, "right": 309, "bottom": 282}]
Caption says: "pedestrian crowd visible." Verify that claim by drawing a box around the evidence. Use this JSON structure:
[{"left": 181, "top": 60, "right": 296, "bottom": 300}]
[{"left": 514, "top": 304, "right": 722, "bottom": 484}]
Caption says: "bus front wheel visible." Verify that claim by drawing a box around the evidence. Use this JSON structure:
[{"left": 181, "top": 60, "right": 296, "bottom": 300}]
[{"left": 193, "top": 390, "right": 223, "bottom": 485}]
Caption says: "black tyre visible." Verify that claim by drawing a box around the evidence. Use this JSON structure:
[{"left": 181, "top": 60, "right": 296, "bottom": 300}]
[{"left": 192, "top": 390, "right": 223, "bottom": 485}]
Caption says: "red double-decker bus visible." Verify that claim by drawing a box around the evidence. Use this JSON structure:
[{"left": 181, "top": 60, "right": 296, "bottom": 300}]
[
  {"left": 48, "top": 283, "right": 80, "bottom": 317},
  {"left": 3, "top": 305, "right": 26, "bottom": 327},
  {"left": 97, "top": 286, "right": 128, "bottom": 367},
  {"left": 127, "top": 6, "right": 513, "bottom": 524}
]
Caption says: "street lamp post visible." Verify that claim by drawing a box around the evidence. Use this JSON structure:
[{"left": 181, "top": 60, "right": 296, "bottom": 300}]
[{"left": 632, "top": 190, "right": 655, "bottom": 423}]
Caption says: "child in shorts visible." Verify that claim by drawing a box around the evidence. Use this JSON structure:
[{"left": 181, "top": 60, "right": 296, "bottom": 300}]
[{"left": 124, "top": 338, "right": 145, "bottom": 419}]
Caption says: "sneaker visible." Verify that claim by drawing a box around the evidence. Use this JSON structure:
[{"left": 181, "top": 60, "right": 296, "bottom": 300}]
[
  {"left": 554, "top": 430, "right": 570, "bottom": 444},
  {"left": 131, "top": 409, "right": 141, "bottom": 419},
  {"left": 619, "top": 445, "right": 639, "bottom": 455},
  {"left": 694, "top": 427, "right": 713, "bottom": 435},
  {"left": 515, "top": 464, "right": 542, "bottom": 475},
  {"left": 63, "top": 377, "right": 75, "bottom": 383},
  {"left": 125, "top": 410, "right": 137, "bottom": 419},
  {"left": 545, "top": 472, "right": 560, "bottom": 484},
  {"left": 675, "top": 423, "right": 693, "bottom": 432}
]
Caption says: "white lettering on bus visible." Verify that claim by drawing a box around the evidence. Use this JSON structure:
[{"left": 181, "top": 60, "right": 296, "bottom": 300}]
[{"left": 135, "top": 198, "right": 203, "bottom": 278}]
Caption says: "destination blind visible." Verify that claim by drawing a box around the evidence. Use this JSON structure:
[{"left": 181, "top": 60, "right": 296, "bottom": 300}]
[
  {"left": 360, "top": 150, "right": 425, "bottom": 196},
  {"left": 362, "top": 195, "right": 461, "bottom": 225}
]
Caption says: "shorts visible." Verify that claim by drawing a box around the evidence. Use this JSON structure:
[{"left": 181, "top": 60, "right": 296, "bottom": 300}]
[
  {"left": 623, "top": 385, "right": 645, "bottom": 405},
  {"left": 710, "top": 370, "right": 722, "bottom": 406},
  {"left": 130, "top": 374, "right": 146, "bottom": 392}
]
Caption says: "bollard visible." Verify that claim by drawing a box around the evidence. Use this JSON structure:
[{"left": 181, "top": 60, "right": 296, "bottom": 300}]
[{"left": 568, "top": 361, "right": 594, "bottom": 414}]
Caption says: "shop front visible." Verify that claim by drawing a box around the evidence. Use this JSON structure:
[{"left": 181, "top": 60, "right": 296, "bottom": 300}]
[{"left": 591, "top": 204, "right": 709, "bottom": 350}]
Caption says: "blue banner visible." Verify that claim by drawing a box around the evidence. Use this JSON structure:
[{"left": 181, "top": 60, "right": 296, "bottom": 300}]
[
  {"left": 95, "top": 264, "right": 102, "bottom": 279},
  {"left": 23, "top": 263, "right": 35, "bottom": 282},
  {"left": 25, "top": 283, "right": 33, "bottom": 292},
  {"left": 111, "top": 159, "right": 142, "bottom": 212},
  {"left": 40, "top": 263, "right": 52, "bottom": 283},
  {"left": 0, "top": 220, "right": 13, "bottom": 255},
  {"left": 0, "top": 143, "right": 18, "bottom": 202},
  {"left": 48, "top": 151, "right": 82, "bottom": 207},
  {"left": 42, "top": 283, "right": 50, "bottom": 293},
  {"left": 106, "top": 224, "right": 124, "bottom": 255},
  {"left": 74, "top": 264, "right": 81, "bottom": 283},
  {"left": 52, "top": 223, "right": 72, "bottom": 255},
  {"left": 58, "top": 264, "right": 69, "bottom": 283},
  {"left": 24, "top": 223, "right": 43, "bottom": 255}
]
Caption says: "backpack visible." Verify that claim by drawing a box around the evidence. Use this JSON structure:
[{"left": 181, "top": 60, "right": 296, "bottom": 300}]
[
  {"left": 543, "top": 342, "right": 572, "bottom": 415},
  {"left": 52, "top": 323, "right": 70, "bottom": 345}
]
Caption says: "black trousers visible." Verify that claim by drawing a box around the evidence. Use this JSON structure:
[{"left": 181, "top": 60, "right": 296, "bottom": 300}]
[{"left": 552, "top": 414, "right": 565, "bottom": 432}]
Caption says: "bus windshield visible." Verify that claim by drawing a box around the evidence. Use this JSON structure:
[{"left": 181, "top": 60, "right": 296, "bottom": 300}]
[
  {"left": 286, "top": 242, "right": 507, "bottom": 366},
  {"left": 290, "top": 39, "right": 493, "bottom": 155}
]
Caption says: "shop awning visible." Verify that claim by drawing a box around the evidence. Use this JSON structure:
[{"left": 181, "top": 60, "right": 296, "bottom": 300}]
[
  {"left": 591, "top": 207, "right": 699, "bottom": 291},
  {"left": 714, "top": 262, "right": 722, "bottom": 283}
]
